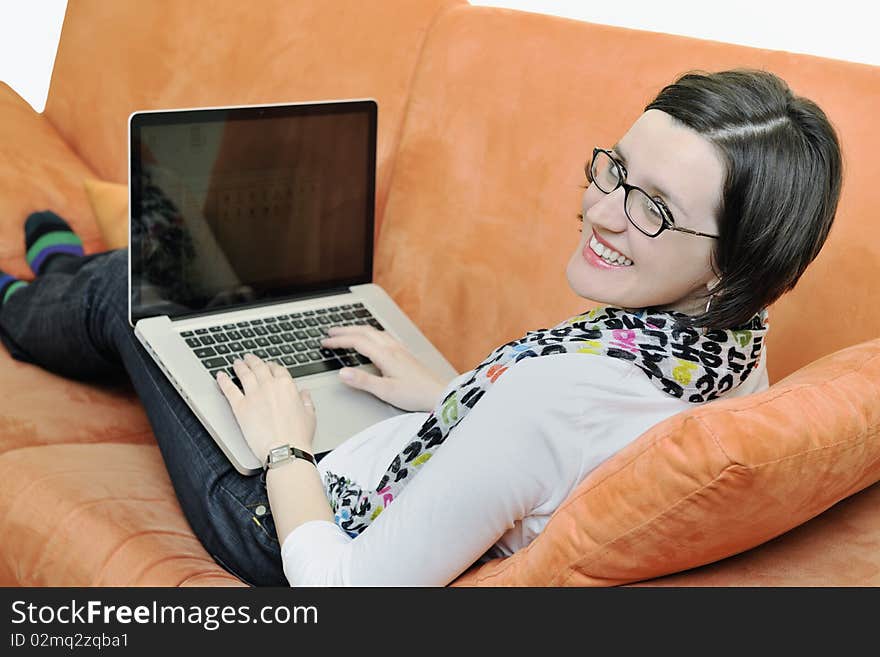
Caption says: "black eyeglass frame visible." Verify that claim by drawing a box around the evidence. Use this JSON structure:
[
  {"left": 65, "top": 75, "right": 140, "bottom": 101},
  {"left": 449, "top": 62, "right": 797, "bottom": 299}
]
[{"left": 586, "top": 147, "right": 720, "bottom": 239}]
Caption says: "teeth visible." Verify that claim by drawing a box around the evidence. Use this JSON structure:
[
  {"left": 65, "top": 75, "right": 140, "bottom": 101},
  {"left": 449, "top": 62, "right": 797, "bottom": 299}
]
[{"left": 589, "top": 235, "right": 633, "bottom": 266}]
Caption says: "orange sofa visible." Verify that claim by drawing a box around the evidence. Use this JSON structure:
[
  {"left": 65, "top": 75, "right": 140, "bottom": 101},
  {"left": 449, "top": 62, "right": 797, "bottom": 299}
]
[{"left": 1, "top": 0, "right": 878, "bottom": 586}]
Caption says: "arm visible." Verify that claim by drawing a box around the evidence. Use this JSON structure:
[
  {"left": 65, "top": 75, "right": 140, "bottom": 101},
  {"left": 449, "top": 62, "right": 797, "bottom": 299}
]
[{"left": 280, "top": 357, "right": 586, "bottom": 586}]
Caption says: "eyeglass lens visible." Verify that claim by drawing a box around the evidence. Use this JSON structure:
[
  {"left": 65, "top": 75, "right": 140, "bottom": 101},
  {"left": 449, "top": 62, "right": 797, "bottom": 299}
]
[{"left": 589, "top": 150, "right": 665, "bottom": 235}]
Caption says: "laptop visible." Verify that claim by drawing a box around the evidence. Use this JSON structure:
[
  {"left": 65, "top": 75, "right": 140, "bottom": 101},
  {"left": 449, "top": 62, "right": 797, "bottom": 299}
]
[{"left": 126, "top": 99, "right": 458, "bottom": 475}]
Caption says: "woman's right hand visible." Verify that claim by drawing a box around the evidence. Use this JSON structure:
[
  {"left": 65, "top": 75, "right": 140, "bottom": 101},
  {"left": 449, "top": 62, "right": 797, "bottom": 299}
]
[{"left": 319, "top": 325, "right": 451, "bottom": 413}]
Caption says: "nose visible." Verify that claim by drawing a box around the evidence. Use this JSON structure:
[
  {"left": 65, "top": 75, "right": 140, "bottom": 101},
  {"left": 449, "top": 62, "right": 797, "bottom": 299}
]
[{"left": 583, "top": 185, "right": 629, "bottom": 234}]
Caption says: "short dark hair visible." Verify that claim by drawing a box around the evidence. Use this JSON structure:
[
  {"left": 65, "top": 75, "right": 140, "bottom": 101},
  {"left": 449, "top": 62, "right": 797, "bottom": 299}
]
[{"left": 644, "top": 69, "right": 842, "bottom": 329}]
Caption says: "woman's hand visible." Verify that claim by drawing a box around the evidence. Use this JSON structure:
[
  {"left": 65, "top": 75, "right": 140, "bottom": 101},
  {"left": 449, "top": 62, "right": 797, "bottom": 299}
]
[
  {"left": 320, "top": 325, "right": 451, "bottom": 413},
  {"left": 215, "top": 353, "right": 316, "bottom": 461}
]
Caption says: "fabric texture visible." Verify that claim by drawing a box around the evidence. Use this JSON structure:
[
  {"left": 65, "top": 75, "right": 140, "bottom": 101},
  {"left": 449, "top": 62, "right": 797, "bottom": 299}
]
[
  {"left": 83, "top": 179, "right": 128, "bottom": 249},
  {"left": 324, "top": 305, "right": 768, "bottom": 538}
]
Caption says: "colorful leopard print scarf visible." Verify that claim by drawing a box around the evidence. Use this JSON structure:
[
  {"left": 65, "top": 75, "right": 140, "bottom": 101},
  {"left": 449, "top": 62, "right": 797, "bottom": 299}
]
[{"left": 323, "top": 305, "right": 769, "bottom": 537}]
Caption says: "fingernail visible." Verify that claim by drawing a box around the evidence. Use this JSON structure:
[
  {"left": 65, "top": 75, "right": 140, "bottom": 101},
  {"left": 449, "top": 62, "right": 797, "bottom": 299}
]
[{"left": 339, "top": 368, "right": 353, "bottom": 380}]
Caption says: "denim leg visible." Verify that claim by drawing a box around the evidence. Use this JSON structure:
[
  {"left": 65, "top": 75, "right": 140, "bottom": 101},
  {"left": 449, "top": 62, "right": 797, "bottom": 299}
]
[{"left": 0, "top": 248, "right": 288, "bottom": 586}]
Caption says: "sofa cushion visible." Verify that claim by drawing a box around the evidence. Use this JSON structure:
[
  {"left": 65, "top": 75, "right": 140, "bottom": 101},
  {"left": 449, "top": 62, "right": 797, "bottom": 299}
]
[
  {"left": 44, "top": 0, "right": 466, "bottom": 241},
  {"left": 0, "top": 442, "right": 244, "bottom": 586},
  {"left": 0, "top": 83, "right": 106, "bottom": 275},
  {"left": 83, "top": 179, "right": 128, "bottom": 250},
  {"left": 451, "top": 337, "right": 880, "bottom": 586}
]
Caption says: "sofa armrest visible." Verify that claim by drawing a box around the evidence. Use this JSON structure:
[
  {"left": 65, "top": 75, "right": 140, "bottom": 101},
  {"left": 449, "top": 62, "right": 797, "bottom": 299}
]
[{"left": 0, "top": 82, "right": 106, "bottom": 274}]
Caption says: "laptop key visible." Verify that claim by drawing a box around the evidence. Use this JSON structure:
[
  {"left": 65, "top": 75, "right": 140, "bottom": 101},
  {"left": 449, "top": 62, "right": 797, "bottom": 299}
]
[
  {"left": 185, "top": 337, "right": 201, "bottom": 348},
  {"left": 251, "top": 319, "right": 263, "bottom": 325},
  {"left": 287, "top": 359, "right": 343, "bottom": 379},
  {"left": 306, "top": 328, "right": 321, "bottom": 338},
  {"left": 317, "top": 316, "right": 331, "bottom": 325},
  {"left": 215, "top": 344, "right": 230, "bottom": 354},
  {"left": 240, "top": 328, "right": 255, "bottom": 338},
  {"left": 226, "top": 330, "right": 242, "bottom": 340},
  {"left": 228, "top": 342, "right": 244, "bottom": 352},
  {"left": 340, "top": 311, "right": 355, "bottom": 320},
  {"left": 236, "top": 321, "right": 250, "bottom": 327},
  {"left": 242, "top": 339, "right": 257, "bottom": 349},
  {"left": 307, "top": 351, "right": 322, "bottom": 361},
  {"left": 266, "top": 324, "right": 280, "bottom": 334},
  {"left": 226, "top": 355, "right": 239, "bottom": 364},
  {"left": 354, "top": 353, "right": 372, "bottom": 365},
  {"left": 281, "top": 355, "right": 295, "bottom": 366},
  {"left": 294, "top": 330, "right": 308, "bottom": 339},
  {"left": 303, "top": 310, "right": 315, "bottom": 316},
  {"left": 294, "top": 353, "right": 310, "bottom": 363},
  {"left": 304, "top": 318, "right": 318, "bottom": 326},
  {"left": 319, "top": 348, "right": 336, "bottom": 359},
  {"left": 368, "top": 319, "right": 384, "bottom": 330},
  {"left": 202, "top": 357, "right": 228, "bottom": 369},
  {"left": 340, "top": 355, "right": 359, "bottom": 367},
  {"left": 280, "top": 332, "right": 296, "bottom": 342},
  {"left": 279, "top": 322, "right": 293, "bottom": 331},
  {"left": 329, "top": 313, "right": 342, "bottom": 322},
  {"left": 280, "top": 344, "right": 294, "bottom": 354},
  {"left": 352, "top": 302, "right": 364, "bottom": 308},
  {"left": 195, "top": 328, "right": 209, "bottom": 334},
  {"left": 264, "top": 317, "right": 277, "bottom": 323},
  {"left": 276, "top": 314, "right": 289, "bottom": 320},
  {"left": 254, "top": 326, "right": 268, "bottom": 336},
  {"left": 353, "top": 309, "right": 371, "bottom": 318},
  {"left": 306, "top": 339, "right": 320, "bottom": 349},
  {"left": 293, "top": 343, "right": 307, "bottom": 352},
  {"left": 268, "top": 335, "right": 283, "bottom": 344},
  {"left": 214, "top": 333, "right": 229, "bottom": 342},
  {"left": 267, "top": 346, "right": 281, "bottom": 357},
  {"left": 327, "top": 306, "right": 340, "bottom": 312},
  {"left": 223, "top": 324, "right": 237, "bottom": 330},
  {"left": 341, "top": 304, "right": 353, "bottom": 309},
  {"left": 290, "top": 312, "right": 303, "bottom": 318},
  {"left": 292, "top": 320, "right": 306, "bottom": 329},
  {"left": 254, "top": 349, "right": 268, "bottom": 358},
  {"left": 181, "top": 330, "right": 194, "bottom": 337},
  {"left": 200, "top": 336, "right": 216, "bottom": 345},
  {"left": 209, "top": 326, "right": 224, "bottom": 332},
  {"left": 194, "top": 347, "right": 217, "bottom": 358},
  {"left": 255, "top": 337, "right": 270, "bottom": 347}
]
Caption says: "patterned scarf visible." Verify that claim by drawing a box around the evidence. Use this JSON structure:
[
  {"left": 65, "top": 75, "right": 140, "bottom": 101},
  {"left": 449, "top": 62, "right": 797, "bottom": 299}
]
[{"left": 323, "top": 305, "right": 769, "bottom": 537}]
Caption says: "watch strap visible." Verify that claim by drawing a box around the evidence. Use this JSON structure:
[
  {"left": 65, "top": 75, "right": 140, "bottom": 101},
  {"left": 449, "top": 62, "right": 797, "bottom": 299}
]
[{"left": 264, "top": 444, "right": 317, "bottom": 471}]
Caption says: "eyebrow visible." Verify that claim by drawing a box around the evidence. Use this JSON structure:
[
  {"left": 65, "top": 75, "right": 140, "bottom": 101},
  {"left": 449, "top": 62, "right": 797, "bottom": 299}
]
[{"left": 611, "top": 142, "right": 688, "bottom": 217}]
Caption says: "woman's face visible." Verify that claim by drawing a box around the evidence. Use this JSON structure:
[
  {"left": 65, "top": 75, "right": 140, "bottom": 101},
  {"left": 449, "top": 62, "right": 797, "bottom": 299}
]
[{"left": 566, "top": 109, "right": 725, "bottom": 316}]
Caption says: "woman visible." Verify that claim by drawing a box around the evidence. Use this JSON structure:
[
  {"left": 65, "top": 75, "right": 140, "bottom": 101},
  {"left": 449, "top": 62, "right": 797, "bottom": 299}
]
[{"left": 0, "top": 69, "right": 841, "bottom": 586}]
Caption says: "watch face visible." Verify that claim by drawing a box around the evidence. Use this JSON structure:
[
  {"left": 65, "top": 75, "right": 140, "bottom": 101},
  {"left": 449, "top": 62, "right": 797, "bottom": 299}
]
[{"left": 269, "top": 446, "right": 289, "bottom": 462}]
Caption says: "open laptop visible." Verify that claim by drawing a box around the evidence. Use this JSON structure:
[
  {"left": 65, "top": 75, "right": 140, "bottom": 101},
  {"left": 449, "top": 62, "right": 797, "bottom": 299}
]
[{"left": 127, "top": 99, "right": 458, "bottom": 475}]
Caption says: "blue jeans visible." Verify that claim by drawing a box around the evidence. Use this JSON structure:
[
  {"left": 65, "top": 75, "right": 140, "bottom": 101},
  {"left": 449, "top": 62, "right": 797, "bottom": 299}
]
[{"left": 0, "top": 248, "right": 289, "bottom": 586}]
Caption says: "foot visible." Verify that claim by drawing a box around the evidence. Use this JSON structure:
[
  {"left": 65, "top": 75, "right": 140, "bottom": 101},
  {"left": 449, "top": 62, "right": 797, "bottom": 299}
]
[
  {"left": 25, "top": 210, "right": 84, "bottom": 277},
  {"left": 0, "top": 271, "right": 29, "bottom": 307}
]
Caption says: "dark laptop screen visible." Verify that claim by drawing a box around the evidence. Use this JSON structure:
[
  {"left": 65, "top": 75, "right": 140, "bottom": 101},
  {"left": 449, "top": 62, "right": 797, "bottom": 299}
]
[{"left": 129, "top": 100, "right": 376, "bottom": 324}]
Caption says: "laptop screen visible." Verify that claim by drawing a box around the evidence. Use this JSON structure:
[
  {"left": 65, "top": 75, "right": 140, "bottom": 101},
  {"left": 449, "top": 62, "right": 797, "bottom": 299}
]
[{"left": 128, "top": 100, "right": 377, "bottom": 324}]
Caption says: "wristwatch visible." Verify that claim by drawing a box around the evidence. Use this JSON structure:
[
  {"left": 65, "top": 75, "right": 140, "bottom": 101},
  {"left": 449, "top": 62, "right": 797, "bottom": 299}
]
[{"left": 264, "top": 444, "right": 317, "bottom": 471}]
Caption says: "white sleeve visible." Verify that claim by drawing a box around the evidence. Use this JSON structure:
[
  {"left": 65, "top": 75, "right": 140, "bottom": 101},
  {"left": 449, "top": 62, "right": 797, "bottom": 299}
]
[{"left": 280, "top": 356, "right": 587, "bottom": 586}]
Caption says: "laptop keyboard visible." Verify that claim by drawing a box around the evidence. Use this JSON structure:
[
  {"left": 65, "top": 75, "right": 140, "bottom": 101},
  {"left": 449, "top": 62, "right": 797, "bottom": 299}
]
[{"left": 178, "top": 303, "right": 383, "bottom": 390}]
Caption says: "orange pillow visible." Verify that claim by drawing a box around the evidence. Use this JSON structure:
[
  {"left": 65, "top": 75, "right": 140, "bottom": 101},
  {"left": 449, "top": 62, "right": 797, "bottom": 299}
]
[
  {"left": 451, "top": 337, "right": 880, "bottom": 586},
  {"left": 82, "top": 179, "right": 127, "bottom": 250}
]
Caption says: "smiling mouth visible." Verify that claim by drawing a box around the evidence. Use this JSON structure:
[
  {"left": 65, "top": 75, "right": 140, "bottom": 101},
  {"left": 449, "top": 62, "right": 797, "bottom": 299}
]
[{"left": 588, "top": 234, "right": 633, "bottom": 266}]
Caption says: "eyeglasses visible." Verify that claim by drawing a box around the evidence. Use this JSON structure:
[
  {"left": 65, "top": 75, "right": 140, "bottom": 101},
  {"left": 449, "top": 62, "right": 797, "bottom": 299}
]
[{"left": 585, "top": 148, "right": 719, "bottom": 239}]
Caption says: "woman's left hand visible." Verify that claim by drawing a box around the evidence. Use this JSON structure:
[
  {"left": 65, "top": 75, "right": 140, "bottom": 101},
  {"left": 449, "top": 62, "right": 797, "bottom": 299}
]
[{"left": 215, "top": 353, "right": 317, "bottom": 461}]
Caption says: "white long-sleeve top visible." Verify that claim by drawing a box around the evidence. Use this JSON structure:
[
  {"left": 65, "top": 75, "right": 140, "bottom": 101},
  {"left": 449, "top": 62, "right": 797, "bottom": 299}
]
[{"left": 282, "top": 347, "right": 769, "bottom": 586}]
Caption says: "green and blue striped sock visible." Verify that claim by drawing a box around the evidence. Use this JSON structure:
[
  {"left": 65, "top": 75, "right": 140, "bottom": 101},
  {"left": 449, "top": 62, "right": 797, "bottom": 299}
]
[
  {"left": 0, "top": 271, "right": 29, "bottom": 307},
  {"left": 25, "top": 210, "right": 84, "bottom": 277}
]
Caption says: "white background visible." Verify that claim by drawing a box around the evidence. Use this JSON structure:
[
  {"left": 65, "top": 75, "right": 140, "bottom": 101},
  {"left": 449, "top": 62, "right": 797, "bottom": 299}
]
[{"left": 0, "top": 0, "right": 877, "bottom": 113}]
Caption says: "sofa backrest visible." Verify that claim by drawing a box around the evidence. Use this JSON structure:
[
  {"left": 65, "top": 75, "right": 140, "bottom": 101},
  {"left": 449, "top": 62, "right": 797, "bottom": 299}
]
[
  {"left": 43, "top": 0, "right": 464, "bottom": 239},
  {"left": 375, "top": 5, "right": 880, "bottom": 383}
]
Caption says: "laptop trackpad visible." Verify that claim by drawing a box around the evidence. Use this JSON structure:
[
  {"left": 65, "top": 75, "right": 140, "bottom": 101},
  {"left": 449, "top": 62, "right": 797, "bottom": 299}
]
[{"left": 305, "top": 379, "right": 404, "bottom": 454}]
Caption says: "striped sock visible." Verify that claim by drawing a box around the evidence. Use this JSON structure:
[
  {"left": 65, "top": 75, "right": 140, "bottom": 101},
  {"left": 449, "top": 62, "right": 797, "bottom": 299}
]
[
  {"left": 25, "top": 210, "right": 84, "bottom": 276},
  {"left": 0, "top": 272, "right": 29, "bottom": 306}
]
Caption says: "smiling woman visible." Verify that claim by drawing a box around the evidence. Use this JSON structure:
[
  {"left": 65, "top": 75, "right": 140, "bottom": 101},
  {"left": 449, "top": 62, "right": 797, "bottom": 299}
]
[{"left": 570, "top": 70, "right": 841, "bottom": 330}]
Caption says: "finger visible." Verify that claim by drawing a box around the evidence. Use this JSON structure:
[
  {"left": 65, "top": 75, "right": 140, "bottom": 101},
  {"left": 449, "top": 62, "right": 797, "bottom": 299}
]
[
  {"left": 319, "top": 334, "right": 383, "bottom": 361},
  {"left": 232, "top": 357, "right": 259, "bottom": 394},
  {"left": 325, "top": 324, "right": 387, "bottom": 342},
  {"left": 268, "top": 360, "right": 292, "bottom": 380},
  {"left": 215, "top": 370, "right": 244, "bottom": 404},
  {"left": 338, "top": 366, "right": 388, "bottom": 398},
  {"left": 243, "top": 352, "right": 273, "bottom": 383}
]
